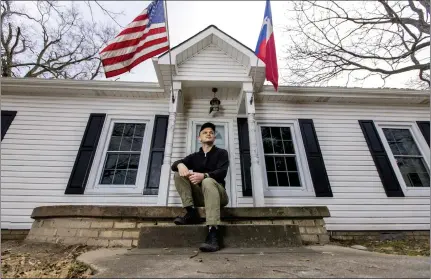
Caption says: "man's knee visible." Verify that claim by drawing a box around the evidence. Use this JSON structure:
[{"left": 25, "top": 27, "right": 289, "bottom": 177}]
[
  {"left": 202, "top": 178, "right": 216, "bottom": 187},
  {"left": 174, "top": 172, "right": 185, "bottom": 181},
  {"left": 174, "top": 172, "right": 189, "bottom": 186},
  {"left": 202, "top": 178, "right": 218, "bottom": 194}
]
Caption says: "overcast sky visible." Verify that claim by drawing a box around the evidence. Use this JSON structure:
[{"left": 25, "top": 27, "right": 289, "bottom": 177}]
[
  {"left": 96, "top": 1, "right": 290, "bottom": 84},
  {"left": 19, "top": 0, "right": 423, "bottom": 88}
]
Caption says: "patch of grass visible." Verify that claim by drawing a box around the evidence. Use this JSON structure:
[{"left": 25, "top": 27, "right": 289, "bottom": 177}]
[{"left": 331, "top": 239, "right": 430, "bottom": 257}]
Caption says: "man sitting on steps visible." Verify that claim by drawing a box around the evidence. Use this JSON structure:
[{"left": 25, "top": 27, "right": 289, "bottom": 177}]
[{"left": 171, "top": 122, "right": 229, "bottom": 252}]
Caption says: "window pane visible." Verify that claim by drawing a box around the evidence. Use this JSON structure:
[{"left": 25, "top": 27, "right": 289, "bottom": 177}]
[
  {"left": 261, "top": 126, "right": 302, "bottom": 188},
  {"left": 101, "top": 170, "right": 114, "bottom": 184},
  {"left": 383, "top": 128, "right": 421, "bottom": 156},
  {"left": 285, "top": 157, "right": 298, "bottom": 171},
  {"left": 273, "top": 140, "right": 284, "bottom": 154},
  {"left": 132, "top": 137, "right": 143, "bottom": 151},
  {"left": 100, "top": 122, "right": 145, "bottom": 186},
  {"left": 125, "top": 170, "right": 137, "bottom": 185},
  {"left": 281, "top": 127, "right": 292, "bottom": 140},
  {"left": 104, "top": 153, "right": 118, "bottom": 169},
  {"left": 135, "top": 124, "right": 146, "bottom": 137},
  {"left": 120, "top": 137, "right": 132, "bottom": 151},
  {"left": 116, "top": 154, "right": 130, "bottom": 169},
  {"left": 123, "top": 124, "right": 135, "bottom": 137},
  {"left": 265, "top": 156, "right": 275, "bottom": 171},
  {"left": 262, "top": 138, "right": 274, "bottom": 153},
  {"left": 112, "top": 123, "right": 125, "bottom": 136},
  {"left": 288, "top": 172, "right": 301, "bottom": 186},
  {"left": 277, "top": 172, "right": 289, "bottom": 186},
  {"left": 215, "top": 127, "right": 225, "bottom": 148},
  {"left": 266, "top": 172, "right": 278, "bottom": 186},
  {"left": 396, "top": 157, "right": 430, "bottom": 187},
  {"left": 108, "top": 136, "right": 121, "bottom": 151},
  {"left": 283, "top": 141, "right": 295, "bottom": 154},
  {"left": 271, "top": 127, "right": 282, "bottom": 140},
  {"left": 388, "top": 142, "right": 401, "bottom": 155},
  {"left": 129, "top": 154, "right": 140, "bottom": 169},
  {"left": 261, "top": 127, "right": 271, "bottom": 139},
  {"left": 383, "top": 128, "right": 395, "bottom": 142},
  {"left": 113, "top": 170, "right": 126, "bottom": 184},
  {"left": 261, "top": 127, "right": 274, "bottom": 153},
  {"left": 274, "top": 157, "right": 287, "bottom": 171}
]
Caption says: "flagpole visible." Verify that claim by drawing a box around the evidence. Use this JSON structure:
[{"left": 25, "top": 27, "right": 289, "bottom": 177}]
[
  {"left": 250, "top": 58, "right": 259, "bottom": 105},
  {"left": 163, "top": 0, "right": 175, "bottom": 103}
]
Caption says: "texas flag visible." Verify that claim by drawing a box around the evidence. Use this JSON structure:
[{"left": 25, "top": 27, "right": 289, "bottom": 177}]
[{"left": 255, "top": 0, "right": 279, "bottom": 91}]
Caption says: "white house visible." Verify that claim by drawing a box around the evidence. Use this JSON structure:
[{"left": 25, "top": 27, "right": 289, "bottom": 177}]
[{"left": 1, "top": 25, "right": 430, "bottom": 234}]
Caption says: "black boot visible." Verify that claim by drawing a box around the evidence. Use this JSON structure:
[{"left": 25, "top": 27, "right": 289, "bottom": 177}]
[
  {"left": 199, "top": 226, "right": 220, "bottom": 252},
  {"left": 174, "top": 206, "right": 201, "bottom": 225}
]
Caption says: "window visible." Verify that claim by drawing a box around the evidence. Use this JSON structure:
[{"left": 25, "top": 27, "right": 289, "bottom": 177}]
[
  {"left": 100, "top": 123, "right": 146, "bottom": 185},
  {"left": 261, "top": 126, "right": 301, "bottom": 187},
  {"left": 382, "top": 128, "right": 430, "bottom": 188}
]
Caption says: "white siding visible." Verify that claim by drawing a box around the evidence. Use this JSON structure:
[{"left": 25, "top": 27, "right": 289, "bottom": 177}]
[
  {"left": 2, "top": 94, "right": 429, "bottom": 232},
  {"left": 167, "top": 99, "right": 242, "bottom": 206},
  {"left": 177, "top": 44, "right": 248, "bottom": 80},
  {"left": 245, "top": 101, "right": 430, "bottom": 231},
  {"left": 1, "top": 95, "right": 169, "bottom": 229}
]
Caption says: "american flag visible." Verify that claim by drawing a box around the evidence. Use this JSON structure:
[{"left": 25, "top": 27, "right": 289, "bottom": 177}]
[{"left": 100, "top": 0, "right": 169, "bottom": 78}]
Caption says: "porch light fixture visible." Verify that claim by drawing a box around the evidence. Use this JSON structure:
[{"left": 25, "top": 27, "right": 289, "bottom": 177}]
[{"left": 209, "top": 87, "right": 221, "bottom": 114}]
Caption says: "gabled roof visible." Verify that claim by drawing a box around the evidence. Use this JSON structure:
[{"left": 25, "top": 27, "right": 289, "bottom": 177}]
[
  {"left": 158, "top": 25, "right": 256, "bottom": 60},
  {"left": 153, "top": 25, "right": 266, "bottom": 91},
  {"left": 156, "top": 25, "right": 265, "bottom": 68}
]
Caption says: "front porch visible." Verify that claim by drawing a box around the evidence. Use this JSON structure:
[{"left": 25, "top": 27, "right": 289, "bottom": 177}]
[{"left": 26, "top": 205, "right": 330, "bottom": 248}]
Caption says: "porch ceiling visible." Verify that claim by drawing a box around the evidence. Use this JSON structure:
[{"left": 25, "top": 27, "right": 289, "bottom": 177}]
[{"left": 182, "top": 86, "right": 241, "bottom": 101}]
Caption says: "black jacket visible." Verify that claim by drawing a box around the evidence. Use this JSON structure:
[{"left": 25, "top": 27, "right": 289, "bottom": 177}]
[{"left": 171, "top": 146, "right": 229, "bottom": 187}]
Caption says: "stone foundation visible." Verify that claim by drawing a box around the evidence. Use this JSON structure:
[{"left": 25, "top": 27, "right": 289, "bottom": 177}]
[
  {"left": 1, "top": 229, "right": 30, "bottom": 241},
  {"left": 26, "top": 206, "right": 331, "bottom": 247},
  {"left": 27, "top": 217, "right": 329, "bottom": 247},
  {"left": 329, "top": 230, "right": 430, "bottom": 241}
]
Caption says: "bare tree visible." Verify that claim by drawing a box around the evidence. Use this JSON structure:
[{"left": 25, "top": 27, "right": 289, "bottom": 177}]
[
  {"left": 1, "top": 0, "right": 120, "bottom": 79},
  {"left": 283, "top": 0, "right": 430, "bottom": 89}
]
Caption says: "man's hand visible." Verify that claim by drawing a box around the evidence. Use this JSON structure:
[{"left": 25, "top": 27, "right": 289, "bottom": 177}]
[
  {"left": 177, "top": 163, "right": 190, "bottom": 177},
  {"left": 189, "top": 172, "right": 205, "bottom": 185}
]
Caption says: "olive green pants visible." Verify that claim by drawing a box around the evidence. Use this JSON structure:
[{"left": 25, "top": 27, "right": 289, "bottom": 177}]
[{"left": 174, "top": 172, "right": 229, "bottom": 225}]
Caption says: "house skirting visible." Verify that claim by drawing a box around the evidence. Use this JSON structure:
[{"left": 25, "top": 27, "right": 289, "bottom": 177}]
[
  {"left": 25, "top": 206, "right": 331, "bottom": 247},
  {"left": 329, "top": 230, "right": 430, "bottom": 241},
  {"left": 1, "top": 229, "right": 30, "bottom": 241}
]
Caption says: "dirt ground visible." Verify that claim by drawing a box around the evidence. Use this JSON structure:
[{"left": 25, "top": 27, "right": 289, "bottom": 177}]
[
  {"left": 1, "top": 241, "right": 96, "bottom": 279},
  {"left": 331, "top": 239, "right": 430, "bottom": 257}
]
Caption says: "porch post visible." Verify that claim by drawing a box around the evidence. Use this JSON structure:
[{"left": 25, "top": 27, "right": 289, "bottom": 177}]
[
  {"left": 243, "top": 82, "right": 265, "bottom": 207},
  {"left": 157, "top": 82, "right": 181, "bottom": 206}
]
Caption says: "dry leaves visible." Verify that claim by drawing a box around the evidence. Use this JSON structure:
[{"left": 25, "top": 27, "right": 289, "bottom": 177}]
[{"left": 1, "top": 241, "right": 94, "bottom": 279}]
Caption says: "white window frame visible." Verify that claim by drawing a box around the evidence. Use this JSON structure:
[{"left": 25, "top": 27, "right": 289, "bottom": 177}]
[
  {"left": 375, "top": 121, "right": 430, "bottom": 197},
  {"left": 256, "top": 120, "right": 315, "bottom": 197},
  {"left": 85, "top": 115, "right": 154, "bottom": 195}
]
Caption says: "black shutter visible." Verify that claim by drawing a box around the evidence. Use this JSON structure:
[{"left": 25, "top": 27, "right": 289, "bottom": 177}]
[
  {"left": 358, "top": 120, "right": 404, "bottom": 197},
  {"left": 1, "top": 110, "right": 17, "bottom": 141},
  {"left": 237, "top": 118, "right": 252, "bottom": 196},
  {"left": 298, "top": 119, "right": 333, "bottom": 197},
  {"left": 417, "top": 121, "right": 430, "bottom": 146},
  {"left": 144, "top": 115, "right": 168, "bottom": 195},
  {"left": 65, "top": 113, "right": 106, "bottom": 194}
]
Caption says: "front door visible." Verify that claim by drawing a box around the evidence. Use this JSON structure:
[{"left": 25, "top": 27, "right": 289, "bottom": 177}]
[{"left": 190, "top": 120, "right": 232, "bottom": 206}]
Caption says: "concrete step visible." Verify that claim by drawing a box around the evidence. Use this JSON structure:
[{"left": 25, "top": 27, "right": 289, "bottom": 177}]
[{"left": 138, "top": 224, "right": 302, "bottom": 248}]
